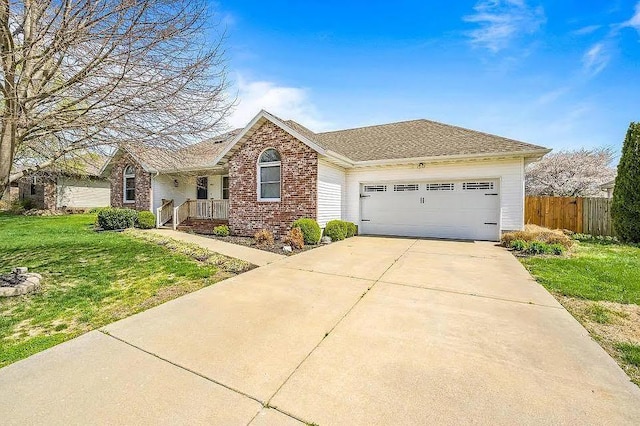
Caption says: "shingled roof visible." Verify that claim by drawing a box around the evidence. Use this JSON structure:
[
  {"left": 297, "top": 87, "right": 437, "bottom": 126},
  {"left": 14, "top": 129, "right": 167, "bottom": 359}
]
[
  {"left": 120, "top": 129, "right": 241, "bottom": 172},
  {"left": 287, "top": 118, "right": 547, "bottom": 162},
  {"left": 105, "top": 111, "right": 548, "bottom": 174}
]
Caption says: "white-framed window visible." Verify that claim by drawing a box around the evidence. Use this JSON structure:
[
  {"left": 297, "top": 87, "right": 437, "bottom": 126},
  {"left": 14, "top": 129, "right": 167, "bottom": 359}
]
[
  {"left": 222, "top": 176, "right": 229, "bottom": 200},
  {"left": 257, "top": 148, "right": 281, "bottom": 200},
  {"left": 123, "top": 165, "right": 135, "bottom": 203}
]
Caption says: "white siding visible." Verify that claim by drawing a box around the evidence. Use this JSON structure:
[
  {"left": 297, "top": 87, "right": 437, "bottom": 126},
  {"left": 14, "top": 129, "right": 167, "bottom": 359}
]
[
  {"left": 151, "top": 174, "right": 223, "bottom": 212},
  {"left": 317, "top": 160, "right": 346, "bottom": 227},
  {"left": 344, "top": 158, "right": 525, "bottom": 232},
  {"left": 56, "top": 177, "right": 110, "bottom": 208}
]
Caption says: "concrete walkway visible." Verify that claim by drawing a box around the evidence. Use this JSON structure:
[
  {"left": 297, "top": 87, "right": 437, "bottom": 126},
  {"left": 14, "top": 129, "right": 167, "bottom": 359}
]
[
  {"left": 148, "top": 228, "right": 285, "bottom": 266},
  {"left": 1, "top": 237, "right": 639, "bottom": 425}
]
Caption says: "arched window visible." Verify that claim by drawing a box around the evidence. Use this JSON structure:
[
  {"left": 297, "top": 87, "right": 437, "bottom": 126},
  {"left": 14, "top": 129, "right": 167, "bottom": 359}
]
[
  {"left": 123, "top": 165, "right": 136, "bottom": 203},
  {"left": 258, "top": 148, "right": 281, "bottom": 200}
]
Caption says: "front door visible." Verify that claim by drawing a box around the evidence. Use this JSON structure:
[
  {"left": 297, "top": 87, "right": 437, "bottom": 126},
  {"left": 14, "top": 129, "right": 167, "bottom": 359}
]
[{"left": 196, "top": 177, "right": 208, "bottom": 199}]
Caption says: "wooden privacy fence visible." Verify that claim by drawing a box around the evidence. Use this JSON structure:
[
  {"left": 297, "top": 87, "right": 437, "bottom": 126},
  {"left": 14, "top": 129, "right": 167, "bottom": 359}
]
[{"left": 525, "top": 196, "right": 614, "bottom": 236}]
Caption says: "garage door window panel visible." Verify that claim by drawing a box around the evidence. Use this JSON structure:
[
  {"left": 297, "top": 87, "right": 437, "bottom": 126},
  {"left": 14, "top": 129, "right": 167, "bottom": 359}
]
[
  {"left": 463, "top": 182, "right": 494, "bottom": 190},
  {"left": 394, "top": 184, "right": 419, "bottom": 191}
]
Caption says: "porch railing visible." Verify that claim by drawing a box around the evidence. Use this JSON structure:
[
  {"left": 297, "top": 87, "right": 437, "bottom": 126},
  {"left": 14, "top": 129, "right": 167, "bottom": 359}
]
[
  {"left": 156, "top": 199, "right": 174, "bottom": 227},
  {"left": 173, "top": 199, "right": 229, "bottom": 230}
]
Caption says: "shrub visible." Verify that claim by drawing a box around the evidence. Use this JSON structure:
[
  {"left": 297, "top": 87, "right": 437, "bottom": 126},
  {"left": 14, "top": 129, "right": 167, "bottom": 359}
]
[
  {"left": 509, "top": 239, "right": 528, "bottom": 251},
  {"left": 254, "top": 229, "right": 274, "bottom": 247},
  {"left": 283, "top": 227, "right": 305, "bottom": 249},
  {"left": 524, "top": 241, "right": 552, "bottom": 255},
  {"left": 573, "top": 233, "right": 621, "bottom": 245},
  {"left": 213, "top": 225, "right": 230, "bottom": 237},
  {"left": 501, "top": 231, "right": 535, "bottom": 247},
  {"left": 136, "top": 211, "right": 156, "bottom": 229},
  {"left": 9, "top": 199, "right": 25, "bottom": 214},
  {"left": 548, "top": 244, "right": 566, "bottom": 255},
  {"left": 88, "top": 207, "right": 110, "bottom": 214},
  {"left": 97, "top": 208, "right": 138, "bottom": 230},
  {"left": 324, "top": 220, "right": 347, "bottom": 241},
  {"left": 501, "top": 226, "right": 573, "bottom": 249},
  {"left": 292, "top": 218, "right": 321, "bottom": 244},
  {"left": 534, "top": 231, "right": 573, "bottom": 248},
  {"left": 612, "top": 122, "right": 640, "bottom": 243},
  {"left": 345, "top": 221, "right": 357, "bottom": 238},
  {"left": 9, "top": 198, "right": 37, "bottom": 213}
]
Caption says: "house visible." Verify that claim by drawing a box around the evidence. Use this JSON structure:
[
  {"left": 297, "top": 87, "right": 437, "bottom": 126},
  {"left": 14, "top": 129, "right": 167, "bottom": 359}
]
[
  {"left": 102, "top": 110, "right": 550, "bottom": 241},
  {"left": 0, "top": 182, "right": 19, "bottom": 209},
  {"left": 600, "top": 180, "right": 615, "bottom": 198},
  {"left": 17, "top": 158, "right": 111, "bottom": 211}
]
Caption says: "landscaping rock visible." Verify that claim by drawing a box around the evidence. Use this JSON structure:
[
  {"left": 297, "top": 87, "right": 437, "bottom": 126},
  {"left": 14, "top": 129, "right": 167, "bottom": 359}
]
[
  {"left": 321, "top": 236, "right": 332, "bottom": 244},
  {"left": 0, "top": 267, "right": 42, "bottom": 297},
  {"left": 23, "top": 209, "right": 63, "bottom": 216},
  {"left": 282, "top": 245, "right": 293, "bottom": 253}
]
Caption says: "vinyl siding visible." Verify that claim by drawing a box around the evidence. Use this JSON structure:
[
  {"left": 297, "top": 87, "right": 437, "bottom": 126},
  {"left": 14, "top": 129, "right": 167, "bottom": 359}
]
[
  {"left": 56, "top": 178, "right": 111, "bottom": 208},
  {"left": 151, "top": 174, "right": 223, "bottom": 213},
  {"left": 344, "top": 157, "right": 525, "bottom": 232},
  {"left": 317, "top": 159, "right": 346, "bottom": 227}
]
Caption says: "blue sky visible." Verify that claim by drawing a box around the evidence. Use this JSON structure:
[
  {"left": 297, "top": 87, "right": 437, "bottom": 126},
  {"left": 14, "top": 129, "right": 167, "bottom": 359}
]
[{"left": 216, "top": 1, "right": 640, "bottom": 153}]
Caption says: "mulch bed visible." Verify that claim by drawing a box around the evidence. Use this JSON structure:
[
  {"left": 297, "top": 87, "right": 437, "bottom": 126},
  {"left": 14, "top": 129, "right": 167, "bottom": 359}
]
[{"left": 202, "top": 234, "right": 321, "bottom": 256}]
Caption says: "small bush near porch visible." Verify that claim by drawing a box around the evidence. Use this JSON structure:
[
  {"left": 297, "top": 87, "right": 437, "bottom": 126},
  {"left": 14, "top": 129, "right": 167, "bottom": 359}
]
[{"left": 0, "top": 213, "right": 247, "bottom": 368}]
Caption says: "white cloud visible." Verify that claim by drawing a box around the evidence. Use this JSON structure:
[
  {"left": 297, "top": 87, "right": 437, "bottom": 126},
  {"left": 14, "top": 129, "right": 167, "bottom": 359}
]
[
  {"left": 621, "top": 1, "right": 640, "bottom": 33},
  {"left": 463, "top": 0, "right": 546, "bottom": 52},
  {"left": 572, "top": 25, "right": 602, "bottom": 36},
  {"left": 582, "top": 42, "right": 610, "bottom": 76},
  {"left": 225, "top": 76, "right": 331, "bottom": 131},
  {"left": 535, "top": 87, "right": 569, "bottom": 106}
]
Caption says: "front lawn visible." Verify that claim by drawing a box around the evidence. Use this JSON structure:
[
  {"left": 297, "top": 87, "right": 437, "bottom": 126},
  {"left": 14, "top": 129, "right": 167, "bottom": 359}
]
[
  {"left": 521, "top": 242, "right": 640, "bottom": 304},
  {"left": 519, "top": 240, "right": 640, "bottom": 385},
  {"left": 0, "top": 213, "right": 248, "bottom": 368}
]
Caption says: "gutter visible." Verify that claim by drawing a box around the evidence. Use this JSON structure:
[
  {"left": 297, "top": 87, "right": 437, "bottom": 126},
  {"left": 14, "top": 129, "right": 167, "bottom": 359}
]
[{"left": 346, "top": 148, "right": 552, "bottom": 168}]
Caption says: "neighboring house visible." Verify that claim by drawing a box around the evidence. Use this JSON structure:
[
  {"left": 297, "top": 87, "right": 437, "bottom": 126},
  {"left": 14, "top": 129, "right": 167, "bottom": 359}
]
[
  {"left": 0, "top": 182, "right": 19, "bottom": 209},
  {"left": 600, "top": 180, "right": 615, "bottom": 198},
  {"left": 102, "top": 110, "right": 550, "bottom": 241},
  {"left": 17, "top": 159, "right": 111, "bottom": 211}
]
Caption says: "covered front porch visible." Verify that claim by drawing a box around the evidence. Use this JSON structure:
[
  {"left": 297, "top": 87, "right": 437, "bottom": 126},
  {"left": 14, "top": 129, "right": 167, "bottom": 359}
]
[
  {"left": 152, "top": 172, "right": 230, "bottom": 231},
  {"left": 156, "top": 199, "right": 230, "bottom": 231}
]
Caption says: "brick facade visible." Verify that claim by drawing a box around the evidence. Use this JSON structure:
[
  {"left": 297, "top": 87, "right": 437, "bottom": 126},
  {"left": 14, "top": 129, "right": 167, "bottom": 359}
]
[
  {"left": 17, "top": 176, "right": 56, "bottom": 210},
  {"left": 228, "top": 121, "right": 318, "bottom": 237},
  {"left": 109, "top": 152, "right": 152, "bottom": 211}
]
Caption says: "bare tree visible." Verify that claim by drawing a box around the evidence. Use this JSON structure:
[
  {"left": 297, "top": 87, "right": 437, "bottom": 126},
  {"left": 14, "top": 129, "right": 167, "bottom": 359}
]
[
  {"left": 0, "top": 0, "right": 231, "bottom": 198},
  {"left": 526, "top": 148, "right": 616, "bottom": 196}
]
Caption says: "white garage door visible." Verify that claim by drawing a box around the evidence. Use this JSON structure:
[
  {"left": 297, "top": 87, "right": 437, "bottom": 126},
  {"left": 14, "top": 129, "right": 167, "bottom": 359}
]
[{"left": 360, "top": 180, "right": 500, "bottom": 241}]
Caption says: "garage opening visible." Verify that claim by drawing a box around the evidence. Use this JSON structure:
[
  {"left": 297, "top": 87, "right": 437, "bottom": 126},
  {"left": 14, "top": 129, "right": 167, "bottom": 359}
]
[{"left": 359, "top": 180, "right": 500, "bottom": 241}]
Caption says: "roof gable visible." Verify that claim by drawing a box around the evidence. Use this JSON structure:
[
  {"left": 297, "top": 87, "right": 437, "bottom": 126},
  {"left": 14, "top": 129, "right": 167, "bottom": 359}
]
[{"left": 211, "top": 110, "right": 327, "bottom": 165}]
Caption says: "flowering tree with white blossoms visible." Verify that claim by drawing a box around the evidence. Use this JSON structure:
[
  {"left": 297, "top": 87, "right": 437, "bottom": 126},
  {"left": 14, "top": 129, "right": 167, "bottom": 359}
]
[{"left": 525, "top": 148, "right": 616, "bottom": 197}]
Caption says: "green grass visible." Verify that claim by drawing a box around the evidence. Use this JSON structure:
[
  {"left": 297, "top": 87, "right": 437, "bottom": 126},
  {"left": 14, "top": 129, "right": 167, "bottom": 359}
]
[
  {"left": 0, "top": 213, "right": 238, "bottom": 367},
  {"left": 520, "top": 241, "right": 640, "bottom": 304},
  {"left": 617, "top": 343, "right": 640, "bottom": 367}
]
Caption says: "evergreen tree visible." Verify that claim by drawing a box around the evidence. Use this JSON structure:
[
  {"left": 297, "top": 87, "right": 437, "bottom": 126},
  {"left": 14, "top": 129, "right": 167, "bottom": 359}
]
[{"left": 611, "top": 122, "right": 640, "bottom": 242}]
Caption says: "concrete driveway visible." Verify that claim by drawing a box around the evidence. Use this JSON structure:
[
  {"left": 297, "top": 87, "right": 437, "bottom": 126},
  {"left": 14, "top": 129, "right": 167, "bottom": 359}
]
[{"left": 1, "top": 236, "right": 639, "bottom": 425}]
